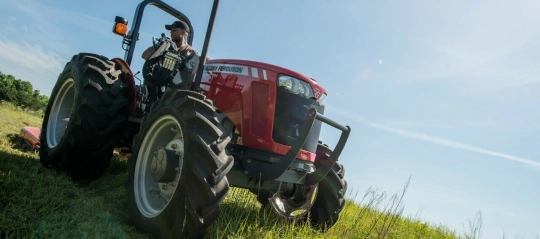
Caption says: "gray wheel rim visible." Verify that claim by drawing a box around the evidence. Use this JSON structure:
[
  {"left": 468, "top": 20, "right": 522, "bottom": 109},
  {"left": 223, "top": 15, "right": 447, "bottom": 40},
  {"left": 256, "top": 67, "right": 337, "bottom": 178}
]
[
  {"left": 134, "top": 115, "right": 184, "bottom": 218},
  {"left": 46, "top": 78, "right": 75, "bottom": 149}
]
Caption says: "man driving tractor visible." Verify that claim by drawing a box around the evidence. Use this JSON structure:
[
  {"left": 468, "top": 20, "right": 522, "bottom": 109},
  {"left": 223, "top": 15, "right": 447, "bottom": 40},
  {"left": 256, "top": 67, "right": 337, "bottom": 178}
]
[
  {"left": 141, "top": 20, "right": 201, "bottom": 102},
  {"left": 141, "top": 20, "right": 196, "bottom": 60}
]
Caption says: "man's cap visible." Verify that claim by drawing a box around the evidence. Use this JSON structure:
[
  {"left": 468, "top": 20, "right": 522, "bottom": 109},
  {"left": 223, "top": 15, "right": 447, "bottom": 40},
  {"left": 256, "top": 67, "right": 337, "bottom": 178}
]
[{"left": 165, "top": 21, "right": 190, "bottom": 33}]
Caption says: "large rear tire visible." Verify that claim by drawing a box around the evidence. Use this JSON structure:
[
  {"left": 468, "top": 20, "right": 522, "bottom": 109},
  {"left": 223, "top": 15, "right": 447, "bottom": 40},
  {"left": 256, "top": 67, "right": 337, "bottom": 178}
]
[
  {"left": 307, "top": 142, "right": 348, "bottom": 231},
  {"left": 39, "top": 53, "right": 129, "bottom": 180},
  {"left": 126, "top": 90, "right": 233, "bottom": 238}
]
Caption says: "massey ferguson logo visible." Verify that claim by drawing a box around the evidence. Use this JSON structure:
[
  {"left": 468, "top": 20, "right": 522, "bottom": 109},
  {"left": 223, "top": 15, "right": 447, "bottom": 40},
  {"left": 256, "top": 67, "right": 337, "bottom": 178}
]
[
  {"left": 205, "top": 65, "right": 244, "bottom": 73},
  {"left": 204, "top": 64, "right": 249, "bottom": 76},
  {"left": 313, "top": 88, "right": 321, "bottom": 98}
]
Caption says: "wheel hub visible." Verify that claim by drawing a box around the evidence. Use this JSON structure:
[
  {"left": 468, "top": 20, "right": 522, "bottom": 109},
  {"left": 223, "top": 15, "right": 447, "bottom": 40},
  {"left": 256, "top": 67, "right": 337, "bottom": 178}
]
[
  {"left": 134, "top": 115, "right": 185, "bottom": 218},
  {"left": 150, "top": 147, "right": 180, "bottom": 183},
  {"left": 269, "top": 183, "right": 318, "bottom": 219}
]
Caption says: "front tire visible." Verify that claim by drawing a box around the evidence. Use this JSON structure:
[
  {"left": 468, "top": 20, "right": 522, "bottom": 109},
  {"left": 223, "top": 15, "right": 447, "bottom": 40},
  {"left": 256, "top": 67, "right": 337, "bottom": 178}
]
[
  {"left": 307, "top": 143, "right": 348, "bottom": 231},
  {"left": 127, "top": 90, "right": 233, "bottom": 238},
  {"left": 252, "top": 143, "right": 347, "bottom": 231},
  {"left": 39, "top": 53, "right": 129, "bottom": 180}
]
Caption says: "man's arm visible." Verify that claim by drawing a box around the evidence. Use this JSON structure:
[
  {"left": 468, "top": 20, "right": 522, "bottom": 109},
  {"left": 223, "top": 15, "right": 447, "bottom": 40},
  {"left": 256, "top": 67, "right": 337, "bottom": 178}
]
[{"left": 141, "top": 46, "right": 155, "bottom": 60}]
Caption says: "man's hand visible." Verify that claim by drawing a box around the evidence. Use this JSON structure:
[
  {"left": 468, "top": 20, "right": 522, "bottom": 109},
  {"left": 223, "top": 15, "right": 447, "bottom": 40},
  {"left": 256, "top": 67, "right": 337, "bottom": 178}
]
[{"left": 141, "top": 46, "right": 155, "bottom": 60}]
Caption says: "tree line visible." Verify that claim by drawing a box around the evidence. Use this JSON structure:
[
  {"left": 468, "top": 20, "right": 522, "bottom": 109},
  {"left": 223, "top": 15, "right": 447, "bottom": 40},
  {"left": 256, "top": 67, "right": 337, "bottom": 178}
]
[{"left": 0, "top": 71, "right": 50, "bottom": 113}]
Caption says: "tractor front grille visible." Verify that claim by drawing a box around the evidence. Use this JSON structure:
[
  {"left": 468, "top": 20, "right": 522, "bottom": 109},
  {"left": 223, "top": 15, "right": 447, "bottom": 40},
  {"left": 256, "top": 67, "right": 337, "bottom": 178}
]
[{"left": 272, "top": 87, "right": 324, "bottom": 153}]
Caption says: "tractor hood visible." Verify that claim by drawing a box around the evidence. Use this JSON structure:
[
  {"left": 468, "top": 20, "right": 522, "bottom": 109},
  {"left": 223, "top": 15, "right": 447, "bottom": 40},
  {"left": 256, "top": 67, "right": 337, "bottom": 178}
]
[{"left": 204, "top": 59, "right": 327, "bottom": 101}]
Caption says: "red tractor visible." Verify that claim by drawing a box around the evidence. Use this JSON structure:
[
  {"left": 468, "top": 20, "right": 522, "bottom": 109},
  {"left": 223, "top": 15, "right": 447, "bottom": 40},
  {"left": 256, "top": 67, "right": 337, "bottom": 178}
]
[{"left": 37, "top": 0, "right": 351, "bottom": 238}]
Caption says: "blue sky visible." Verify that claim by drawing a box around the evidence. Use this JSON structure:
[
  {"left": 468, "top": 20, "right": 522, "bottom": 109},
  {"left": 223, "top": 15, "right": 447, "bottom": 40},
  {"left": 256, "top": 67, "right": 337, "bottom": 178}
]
[{"left": 1, "top": 0, "right": 539, "bottom": 237}]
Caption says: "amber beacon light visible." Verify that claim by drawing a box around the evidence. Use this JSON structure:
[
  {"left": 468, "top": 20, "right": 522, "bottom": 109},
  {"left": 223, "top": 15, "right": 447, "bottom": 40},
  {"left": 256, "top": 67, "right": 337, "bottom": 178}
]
[{"left": 112, "top": 16, "right": 128, "bottom": 36}]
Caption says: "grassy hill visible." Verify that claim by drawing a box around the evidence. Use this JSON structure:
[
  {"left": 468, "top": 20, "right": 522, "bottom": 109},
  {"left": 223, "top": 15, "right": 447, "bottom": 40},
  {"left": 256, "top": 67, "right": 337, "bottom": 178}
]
[{"left": 0, "top": 102, "right": 476, "bottom": 238}]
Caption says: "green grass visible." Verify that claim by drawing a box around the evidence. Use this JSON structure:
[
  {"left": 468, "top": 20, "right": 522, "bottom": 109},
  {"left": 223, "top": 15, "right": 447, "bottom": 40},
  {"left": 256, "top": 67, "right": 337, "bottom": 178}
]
[{"left": 0, "top": 102, "right": 478, "bottom": 238}]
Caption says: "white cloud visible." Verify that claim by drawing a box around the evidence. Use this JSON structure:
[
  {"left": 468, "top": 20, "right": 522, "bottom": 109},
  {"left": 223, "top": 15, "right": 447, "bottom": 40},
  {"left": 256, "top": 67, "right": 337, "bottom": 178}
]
[
  {"left": 394, "top": 0, "right": 540, "bottom": 91},
  {"left": 0, "top": 38, "right": 65, "bottom": 95},
  {"left": 367, "top": 122, "right": 540, "bottom": 168},
  {"left": 381, "top": 119, "right": 509, "bottom": 130},
  {"left": 380, "top": 119, "right": 540, "bottom": 132},
  {"left": 9, "top": 16, "right": 16, "bottom": 21},
  {"left": 351, "top": 67, "right": 372, "bottom": 84},
  {"left": 328, "top": 107, "right": 540, "bottom": 169},
  {"left": 0, "top": 38, "right": 64, "bottom": 75},
  {"left": 0, "top": 0, "right": 121, "bottom": 95},
  {"left": 6, "top": 0, "right": 116, "bottom": 57},
  {"left": 381, "top": 120, "right": 454, "bottom": 129},
  {"left": 8, "top": 0, "right": 110, "bottom": 34}
]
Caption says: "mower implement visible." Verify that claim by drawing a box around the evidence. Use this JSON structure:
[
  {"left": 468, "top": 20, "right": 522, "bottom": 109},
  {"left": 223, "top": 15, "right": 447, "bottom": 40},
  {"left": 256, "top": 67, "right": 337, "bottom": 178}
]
[{"left": 19, "top": 127, "right": 41, "bottom": 151}]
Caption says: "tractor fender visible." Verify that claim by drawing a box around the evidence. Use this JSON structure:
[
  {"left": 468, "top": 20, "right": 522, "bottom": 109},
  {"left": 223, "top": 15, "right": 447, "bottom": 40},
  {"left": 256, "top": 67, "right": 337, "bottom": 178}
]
[{"left": 111, "top": 57, "right": 137, "bottom": 117}]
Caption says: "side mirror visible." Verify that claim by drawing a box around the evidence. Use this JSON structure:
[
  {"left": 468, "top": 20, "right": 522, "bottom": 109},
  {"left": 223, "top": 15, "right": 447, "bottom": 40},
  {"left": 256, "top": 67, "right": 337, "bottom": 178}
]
[{"left": 112, "top": 16, "right": 129, "bottom": 36}]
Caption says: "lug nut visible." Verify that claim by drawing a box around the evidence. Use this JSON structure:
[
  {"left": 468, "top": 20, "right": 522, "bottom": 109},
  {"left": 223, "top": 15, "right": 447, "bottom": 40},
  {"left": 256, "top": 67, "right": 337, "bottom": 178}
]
[{"left": 149, "top": 186, "right": 160, "bottom": 196}]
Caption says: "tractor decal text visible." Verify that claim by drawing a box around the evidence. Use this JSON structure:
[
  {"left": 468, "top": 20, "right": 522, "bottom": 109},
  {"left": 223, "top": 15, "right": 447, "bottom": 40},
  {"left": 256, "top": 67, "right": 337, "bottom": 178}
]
[{"left": 204, "top": 64, "right": 249, "bottom": 76}]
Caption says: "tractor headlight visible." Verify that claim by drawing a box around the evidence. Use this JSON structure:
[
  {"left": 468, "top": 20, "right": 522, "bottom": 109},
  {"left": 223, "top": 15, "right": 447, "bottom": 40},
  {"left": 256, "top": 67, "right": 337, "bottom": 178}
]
[
  {"left": 278, "top": 75, "right": 293, "bottom": 91},
  {"left": 278, "top": 75, "right": 314, "bottom": 99}
]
